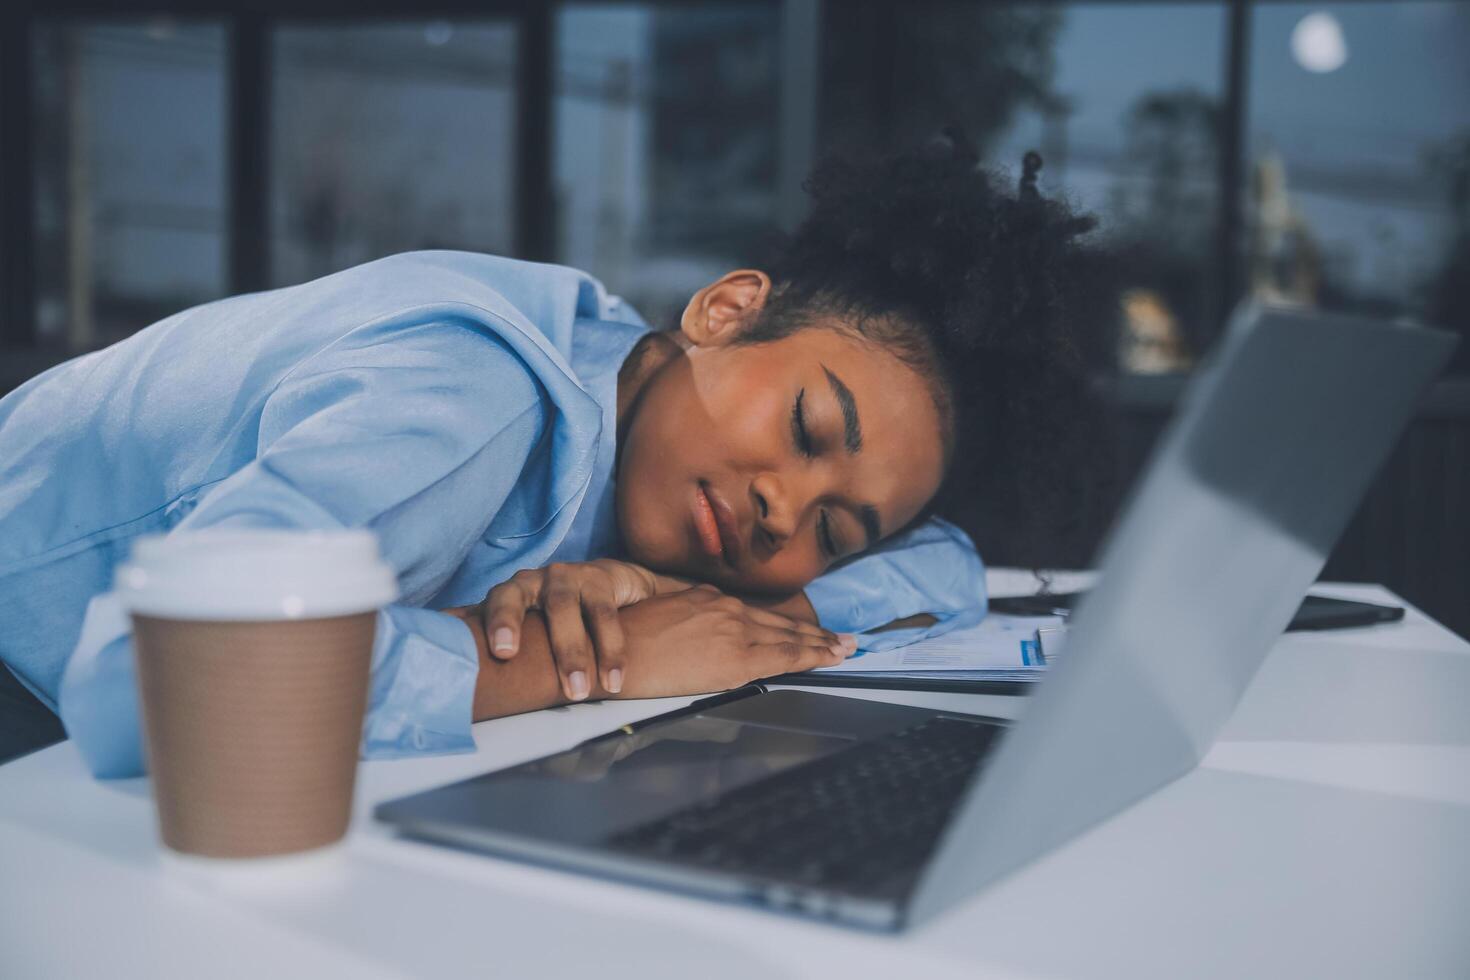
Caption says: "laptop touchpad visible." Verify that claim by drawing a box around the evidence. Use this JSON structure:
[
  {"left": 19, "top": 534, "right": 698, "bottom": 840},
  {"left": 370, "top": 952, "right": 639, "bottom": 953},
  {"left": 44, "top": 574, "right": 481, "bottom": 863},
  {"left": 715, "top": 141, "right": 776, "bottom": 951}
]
[{"left": 435, "top": 716, "right": 854, "bottom": 845}]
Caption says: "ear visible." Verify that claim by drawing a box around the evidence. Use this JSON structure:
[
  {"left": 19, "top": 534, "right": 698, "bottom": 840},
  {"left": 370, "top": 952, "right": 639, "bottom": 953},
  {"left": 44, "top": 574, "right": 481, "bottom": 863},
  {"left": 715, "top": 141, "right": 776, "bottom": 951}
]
[{"left": 679, "top": 270, "right": 772, "bottom": 347}]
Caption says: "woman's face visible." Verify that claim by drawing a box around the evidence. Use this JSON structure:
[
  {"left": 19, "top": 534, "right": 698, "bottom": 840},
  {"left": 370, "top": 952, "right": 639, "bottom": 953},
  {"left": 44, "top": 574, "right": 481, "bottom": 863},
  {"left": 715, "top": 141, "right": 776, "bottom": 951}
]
[{"left": 615, "top": 273, "right": 946, "bottom": 596}]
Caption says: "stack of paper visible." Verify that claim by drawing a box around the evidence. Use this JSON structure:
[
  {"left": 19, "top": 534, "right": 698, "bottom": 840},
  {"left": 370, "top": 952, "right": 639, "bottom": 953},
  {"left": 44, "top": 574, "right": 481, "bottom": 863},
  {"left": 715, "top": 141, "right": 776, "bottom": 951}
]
[{"left": 814, "top": 614, "right": 1065, "bottom": 684}]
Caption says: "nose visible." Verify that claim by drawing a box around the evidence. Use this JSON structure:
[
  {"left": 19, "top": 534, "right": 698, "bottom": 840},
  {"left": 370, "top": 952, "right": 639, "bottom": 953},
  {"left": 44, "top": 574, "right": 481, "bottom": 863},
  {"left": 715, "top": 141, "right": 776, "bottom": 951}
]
[{"left": 750, "top": 472, "right": 798, "bottom": 547}]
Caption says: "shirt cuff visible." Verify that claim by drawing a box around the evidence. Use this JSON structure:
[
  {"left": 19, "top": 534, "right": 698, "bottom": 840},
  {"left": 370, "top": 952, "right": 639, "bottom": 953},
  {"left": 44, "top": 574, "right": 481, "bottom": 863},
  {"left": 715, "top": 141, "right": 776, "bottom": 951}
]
[
  {"left": 361, "top": 605, "right": 481, "bottom": 760},
  {"left": 59, "top": 592, "right": 145, "bottom": 778}
]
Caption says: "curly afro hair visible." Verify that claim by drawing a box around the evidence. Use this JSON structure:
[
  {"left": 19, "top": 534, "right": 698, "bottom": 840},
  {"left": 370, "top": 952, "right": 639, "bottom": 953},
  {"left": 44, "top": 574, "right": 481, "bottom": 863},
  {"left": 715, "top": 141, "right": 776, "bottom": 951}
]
[{"left": 741, "top": 126, "right": 1122, "bottom": 567}]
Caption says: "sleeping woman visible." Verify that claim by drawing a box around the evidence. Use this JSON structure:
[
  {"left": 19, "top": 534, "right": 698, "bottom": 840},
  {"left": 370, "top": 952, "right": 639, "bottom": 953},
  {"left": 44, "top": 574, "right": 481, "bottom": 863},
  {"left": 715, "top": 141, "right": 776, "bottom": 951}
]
[{"left": 0, "top": 130, "right": 1109, "bottom": 774}]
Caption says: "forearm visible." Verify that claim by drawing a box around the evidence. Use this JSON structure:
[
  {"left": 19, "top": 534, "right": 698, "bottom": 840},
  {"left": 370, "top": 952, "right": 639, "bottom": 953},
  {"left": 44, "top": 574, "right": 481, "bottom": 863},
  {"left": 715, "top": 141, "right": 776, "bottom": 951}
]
[
  {"left": 740, "top": 590, "right": 934, "bottom": 630},
  {"left": 738, "top": 590, "right": 820, "bottom": 626},
  {"left": 449, "top": 607, "right": 588, "bottom": 722},
  {"left": 741, "top": 591, "right": 934, "bottom": 632}
]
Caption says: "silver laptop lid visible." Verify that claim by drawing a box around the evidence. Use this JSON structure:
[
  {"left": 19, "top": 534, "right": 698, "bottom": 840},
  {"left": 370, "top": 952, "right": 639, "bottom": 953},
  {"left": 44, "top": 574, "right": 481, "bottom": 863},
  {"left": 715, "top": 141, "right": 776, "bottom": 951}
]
[{"left": 909, "top": 304, "right": 1457, "bottom": 925}]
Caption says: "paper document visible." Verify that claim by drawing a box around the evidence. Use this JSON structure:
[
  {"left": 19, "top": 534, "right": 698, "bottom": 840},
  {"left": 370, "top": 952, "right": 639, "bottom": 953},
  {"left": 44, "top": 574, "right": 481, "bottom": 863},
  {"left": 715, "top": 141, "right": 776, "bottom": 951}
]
[{"left": 819, "top": 614, "right": 1064, "bottom": 673}]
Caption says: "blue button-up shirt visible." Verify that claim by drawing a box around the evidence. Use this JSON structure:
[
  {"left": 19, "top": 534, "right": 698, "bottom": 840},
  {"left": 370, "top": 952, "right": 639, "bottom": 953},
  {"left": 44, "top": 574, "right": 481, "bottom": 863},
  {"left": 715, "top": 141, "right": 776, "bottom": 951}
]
[{"left": 0, "top": 251, "right": 985, "bottom": 777}]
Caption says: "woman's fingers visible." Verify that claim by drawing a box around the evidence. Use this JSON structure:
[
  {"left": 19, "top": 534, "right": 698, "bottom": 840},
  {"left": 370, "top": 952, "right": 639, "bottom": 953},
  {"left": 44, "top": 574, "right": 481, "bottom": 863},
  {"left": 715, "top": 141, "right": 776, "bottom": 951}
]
[
  {"left": 739, "top": 603, "right": 843, "bottom": 640},
  {"left": 750, "top": 639, "right": 850, "bottom": 679},
  {"left": 747, "top": 624, "right": 853, "bottom": 659},
  {"left": 543, "top": 583, "right": 598, "bottom": 701},
  {"left": 745, "top": 617, "right": 857, "bottom": 682},
  {"left": 480, "top": 577, "right": 537, "bottom": 660},
  {"left": 582, "top": 590, "right": 627, "bottom": 694}
]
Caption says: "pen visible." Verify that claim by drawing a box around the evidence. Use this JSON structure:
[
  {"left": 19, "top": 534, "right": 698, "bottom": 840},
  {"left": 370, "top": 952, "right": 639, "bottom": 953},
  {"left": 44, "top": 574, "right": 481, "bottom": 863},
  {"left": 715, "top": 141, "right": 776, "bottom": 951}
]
[{"left": 575, "top": 684, "right": 768, "bottom": 747}]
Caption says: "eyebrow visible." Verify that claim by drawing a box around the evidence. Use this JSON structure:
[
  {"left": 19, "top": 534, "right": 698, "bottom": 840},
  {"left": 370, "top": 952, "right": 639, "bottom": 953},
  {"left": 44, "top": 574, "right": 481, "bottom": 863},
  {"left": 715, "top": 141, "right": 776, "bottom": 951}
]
[{"left": 821, "top": 365, "right": 863, "bottom": 455}]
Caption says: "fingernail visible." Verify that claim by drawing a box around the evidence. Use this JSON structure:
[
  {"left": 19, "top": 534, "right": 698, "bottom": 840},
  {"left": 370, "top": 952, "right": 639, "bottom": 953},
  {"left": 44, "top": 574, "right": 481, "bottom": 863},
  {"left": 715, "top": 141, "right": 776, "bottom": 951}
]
[
  {"left": 839, "top": 633, "right": 858, "bottom": 650},
  {"left": 568, "top": 671, "right": 589, "bottom": 700},
  {"left": 606, "top": 668, "right": 623, "bottom": 693},
  {"left": 493, "top": 628, "right": 515, "bottom": 652}
]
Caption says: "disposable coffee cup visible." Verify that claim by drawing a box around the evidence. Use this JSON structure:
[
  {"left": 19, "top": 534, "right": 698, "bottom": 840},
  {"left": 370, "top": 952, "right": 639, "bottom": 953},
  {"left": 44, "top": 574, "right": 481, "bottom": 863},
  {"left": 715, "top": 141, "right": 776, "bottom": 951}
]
[{"left": 115, "top": 530, "right": 398, "bottom": 859}]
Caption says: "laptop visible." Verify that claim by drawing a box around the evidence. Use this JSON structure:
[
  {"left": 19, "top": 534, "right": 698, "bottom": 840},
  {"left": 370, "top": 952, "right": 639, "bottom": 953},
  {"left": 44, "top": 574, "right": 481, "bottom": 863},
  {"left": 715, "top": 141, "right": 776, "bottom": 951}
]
[{"left": 376, "top": 304, "right": 1456, "bottom": 932}]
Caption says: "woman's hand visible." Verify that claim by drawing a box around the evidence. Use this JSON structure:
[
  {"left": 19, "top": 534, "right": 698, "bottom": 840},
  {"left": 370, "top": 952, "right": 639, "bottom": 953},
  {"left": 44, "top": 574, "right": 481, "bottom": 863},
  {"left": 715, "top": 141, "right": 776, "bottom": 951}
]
[
  {"left": 455, "top": 585, "right": 859, "bottom": 722},
  {"left": 612, "top": 587, "right": 858, "bottom": 699},
  {"left": 467, "top": 559, "right": 694, "bottom": 701}
]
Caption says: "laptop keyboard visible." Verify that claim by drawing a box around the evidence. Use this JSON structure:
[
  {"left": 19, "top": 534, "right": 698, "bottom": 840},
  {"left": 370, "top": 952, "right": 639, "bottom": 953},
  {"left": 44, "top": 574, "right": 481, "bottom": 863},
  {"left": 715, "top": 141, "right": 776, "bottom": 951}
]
[{"left": 606, "top": 715, "right": 1001, "bottom": 896}]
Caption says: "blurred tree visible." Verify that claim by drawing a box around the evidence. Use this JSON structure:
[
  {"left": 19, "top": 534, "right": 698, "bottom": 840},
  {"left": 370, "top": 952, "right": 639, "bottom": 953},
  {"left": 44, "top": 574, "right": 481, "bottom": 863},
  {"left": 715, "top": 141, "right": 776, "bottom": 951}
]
[
  {"left": 819, "top": 2, "right": 1063, "bottom": 158},
  {"left": 647, "top": 8, "right": 781, "bottom": 256}
]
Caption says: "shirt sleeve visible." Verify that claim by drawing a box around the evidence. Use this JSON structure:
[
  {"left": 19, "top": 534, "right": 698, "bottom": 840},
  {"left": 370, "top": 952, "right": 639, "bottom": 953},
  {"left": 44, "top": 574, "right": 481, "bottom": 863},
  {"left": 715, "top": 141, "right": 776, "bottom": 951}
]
[
  {"left": 802, "top": 517, "right": 988, "bottom": 653},
  {"left": 58, "top": 321, "right": 548, "bottom": 778}
]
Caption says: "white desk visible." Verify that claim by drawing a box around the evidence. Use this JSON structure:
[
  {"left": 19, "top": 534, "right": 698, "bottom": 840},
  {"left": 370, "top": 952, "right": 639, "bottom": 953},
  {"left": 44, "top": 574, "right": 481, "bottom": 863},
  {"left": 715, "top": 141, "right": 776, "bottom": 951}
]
[{"left": 3, "top": 579, "right": 1468, "bottom": 979}]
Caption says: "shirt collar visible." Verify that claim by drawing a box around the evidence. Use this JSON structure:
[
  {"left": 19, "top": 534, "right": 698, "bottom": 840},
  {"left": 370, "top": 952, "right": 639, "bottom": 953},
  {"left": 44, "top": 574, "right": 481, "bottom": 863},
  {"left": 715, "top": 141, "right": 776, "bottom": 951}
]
[
  {"left": 547, "top": 316, "right": 654, "bottom": 564},
  {"left": 568, "top": 316, "right": 653, "bottom": 412}
]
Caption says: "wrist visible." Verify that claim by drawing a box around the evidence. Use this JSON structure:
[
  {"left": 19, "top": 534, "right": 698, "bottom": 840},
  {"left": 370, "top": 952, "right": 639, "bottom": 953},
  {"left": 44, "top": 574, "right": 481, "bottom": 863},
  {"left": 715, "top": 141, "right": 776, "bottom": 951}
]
[{"left": 471, "top": 610, "right": 576, "bottom": 721}]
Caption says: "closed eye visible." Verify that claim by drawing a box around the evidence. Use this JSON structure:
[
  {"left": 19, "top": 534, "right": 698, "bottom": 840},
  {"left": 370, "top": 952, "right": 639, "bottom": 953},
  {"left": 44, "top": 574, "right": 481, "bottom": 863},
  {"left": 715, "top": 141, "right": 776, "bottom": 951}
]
[
  {"left": 791, "top": 388, "right": 815, "bottom": 458},
  {"left": 817, "top": 510, "right": 839, "bottom": 559},
  {"left": 791, "top": 389, "right": 847, "bottom": 560}
]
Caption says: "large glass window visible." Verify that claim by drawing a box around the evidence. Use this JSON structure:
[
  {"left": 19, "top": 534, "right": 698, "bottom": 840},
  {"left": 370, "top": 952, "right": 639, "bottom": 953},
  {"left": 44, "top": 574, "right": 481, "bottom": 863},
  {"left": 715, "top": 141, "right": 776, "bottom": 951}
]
[
  {"left": 819, "top": 2, "right": 1226, "bottom": 374},
  {"left": 1244, "top": 2, "right": 1470, "bottom": 370},
  {"left": 991, "top": 3, "right": 1226, "bottom": 373},
  {"left": 269, "top": 21, "right": 518, "bottom": 288},
  {"left": 16, "top": 1, "right": 1467, "bottom": 376},
  {"left": 555, "top": 4, "right": 782, "bottom": 329},
  {"left": 32, "top": 20, "right": 228, "bottom": 351}
]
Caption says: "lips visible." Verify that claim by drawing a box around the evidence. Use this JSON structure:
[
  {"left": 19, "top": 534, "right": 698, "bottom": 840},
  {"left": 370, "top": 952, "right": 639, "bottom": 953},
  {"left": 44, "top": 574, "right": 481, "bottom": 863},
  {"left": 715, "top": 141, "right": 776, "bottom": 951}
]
[{"left": 694, "top": 481, "right": 743, "bottom": 565}]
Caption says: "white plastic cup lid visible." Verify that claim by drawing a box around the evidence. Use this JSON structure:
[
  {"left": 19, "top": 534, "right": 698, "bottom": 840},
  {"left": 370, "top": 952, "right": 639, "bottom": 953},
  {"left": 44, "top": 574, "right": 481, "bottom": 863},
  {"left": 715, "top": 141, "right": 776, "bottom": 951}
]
[{"left": 115, "top": 529, "right": 399, "bottom": 621}]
